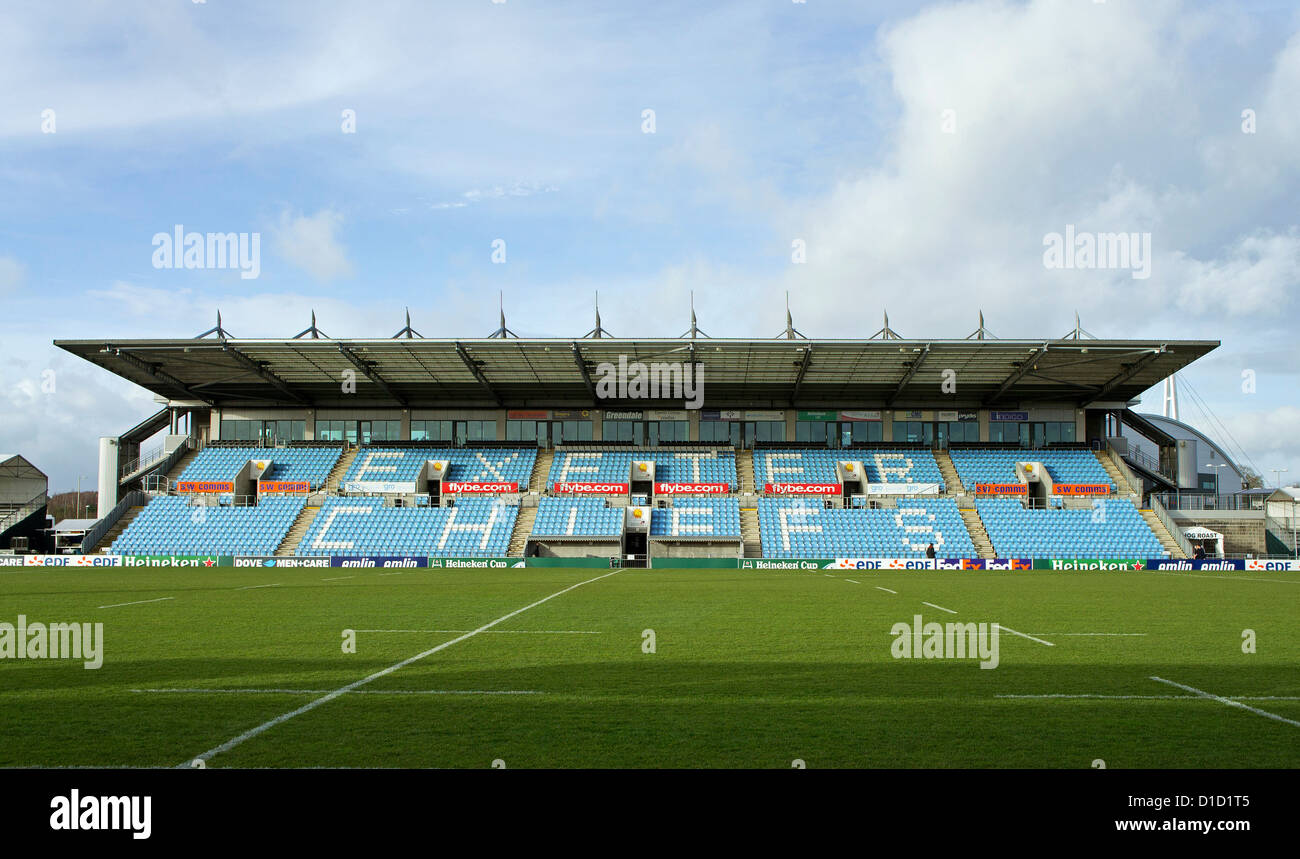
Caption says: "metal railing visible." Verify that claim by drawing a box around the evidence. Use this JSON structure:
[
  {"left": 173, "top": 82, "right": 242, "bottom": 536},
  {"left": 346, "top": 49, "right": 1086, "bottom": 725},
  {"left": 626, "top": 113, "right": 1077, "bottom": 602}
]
[
  {"left": 1152, "top": 493, "right": 1266, "bottom": 512},
  {"left": 1102, "top": 441, "right": 1142, "bottom": 496},
  {"left": 1149, "top": 494, "right": 1195, "bottom": 558},
  {"left": 0, "top": 491, "right": 47, "bottom": 534},
  {"left": 79, "top": 490, "right": 147, "bottom": 554}
]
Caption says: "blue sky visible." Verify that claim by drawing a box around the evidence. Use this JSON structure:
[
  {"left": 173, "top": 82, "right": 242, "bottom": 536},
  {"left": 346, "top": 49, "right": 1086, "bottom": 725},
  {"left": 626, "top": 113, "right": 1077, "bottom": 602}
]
[{"left": 2, "top": 0, "right": 1299, "bottom": 490}]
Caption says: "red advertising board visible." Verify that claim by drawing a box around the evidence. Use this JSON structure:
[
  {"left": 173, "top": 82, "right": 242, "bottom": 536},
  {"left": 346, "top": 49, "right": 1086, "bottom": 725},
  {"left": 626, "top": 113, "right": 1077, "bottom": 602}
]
[
  {"left": 654, "top": 482, "right": 729, "bottom": 495},
  {"left": 764, "top": 483, "right": 840, "bottom": 495},
  {"left": 974, "top": 483, "right": 1028, "bottom": 495},
  {"left": 553, "top": 481, "right": 630, "bottom": 494},
  {"left": 175, "top": 481, "right": 235, "bottom": 493},
  {"left": 1052, "top": 483, "right": 1111, "bottom": 496},
  {"left": 443, "top": 481, "right": 519, "bottom": 493},
  {"left": 258, "top": 480, "right": 310, "bottom": 494}
]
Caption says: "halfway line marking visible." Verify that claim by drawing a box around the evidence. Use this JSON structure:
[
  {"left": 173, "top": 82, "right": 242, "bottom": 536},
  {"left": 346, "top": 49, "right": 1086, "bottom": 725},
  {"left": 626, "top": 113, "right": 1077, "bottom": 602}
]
[
  {"left": 237, "top": 583, "right": 281, "bottom": 591},
  {"left": 97, "top": 597, "right": 174, "bottom": 609},
  {"left": 321, "top": 576, "right": 354, "bottom": 581},
  {"left": 922, "top": 601, "right": 957, "bottom": 614},
  {"left": 184, "top": 568, "right": 622, "bottom": 766},
  {"left": 1150, "top": 676, "right": 1300, "bottom": 728},
  {"left": 844, "top": 578, "right": 861, "bottom": 584},
  {"left": 875, "top": 586, "right": 897, "bottom": 594}
]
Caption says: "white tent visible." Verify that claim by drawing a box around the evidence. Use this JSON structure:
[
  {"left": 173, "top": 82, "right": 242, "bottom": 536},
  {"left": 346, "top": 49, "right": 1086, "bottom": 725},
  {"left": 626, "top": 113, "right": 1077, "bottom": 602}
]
[{"left": 1183, "top": 526, "right": 1224, "bottom": 558}]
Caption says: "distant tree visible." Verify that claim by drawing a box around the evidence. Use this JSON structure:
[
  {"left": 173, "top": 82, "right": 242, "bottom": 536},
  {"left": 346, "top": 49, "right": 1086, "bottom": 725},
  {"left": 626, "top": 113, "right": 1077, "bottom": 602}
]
[
  {"left": 1239, "top": 467, "right": 1264, "bottom": 490},
  {"left": 46, "top": 491, "right": 98, "bottom": 522}
]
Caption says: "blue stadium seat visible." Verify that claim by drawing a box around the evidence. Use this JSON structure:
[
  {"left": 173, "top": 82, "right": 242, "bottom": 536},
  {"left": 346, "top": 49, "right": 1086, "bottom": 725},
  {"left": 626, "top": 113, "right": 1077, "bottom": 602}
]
[
  {"left": 754, "top": 449, "right": 945, "bottom": 490},
  {"left": 177, "top": 446, "right": 341, "bottom": 489},
  {"left": 757, "top": 497, "right": 974, "bottom": 558},
  {"left": 343, "top": 447, "right": 536, "bottom": 487},
  {"left": 297, "top": 496, "right": 517, "bottom": 557},
  {"left": 949, "top": 449, "right": 1113, "bottom": 491},
  {"left": 975, "top": 497, "right": 1166, "bottom": 558},
  {"left": 111, "top": 496, "right": 304, "bottom": 555},
  {"left": 648, "top": 498, "right": 741, "bottom": 538},
  {"left": 547, "top": 448, "right": 737, "bottom": 489},
  {"left": 531, "top": 497, "right": 623, "bottom": 537}
]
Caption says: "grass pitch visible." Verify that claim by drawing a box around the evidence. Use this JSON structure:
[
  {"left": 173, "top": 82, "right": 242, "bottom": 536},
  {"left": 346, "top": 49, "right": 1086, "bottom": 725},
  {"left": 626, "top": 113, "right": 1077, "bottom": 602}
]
[{"left": 2, "top": 563, "right": 1298, "bottom": 768}]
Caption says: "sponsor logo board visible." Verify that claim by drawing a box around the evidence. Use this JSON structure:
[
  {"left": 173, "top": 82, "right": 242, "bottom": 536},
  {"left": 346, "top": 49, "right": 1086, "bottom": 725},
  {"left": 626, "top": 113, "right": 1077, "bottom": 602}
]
[
  {"left": 124, "top": 555, "right": 222, "bottom": 567},
  {"left": 975, "top": 483, "right": 1027, "bottom": 495},
  {"left": 342, "top": 481, "right": 417, "bottom": 494},
  {"left": 553, "top": 482, "right": 630, "bottom": 494},
  {"left": 1147, "top": 558, "right": 1246, "bottom": 571},
  {"left": 765, "top": 483, "right": 840, "bottom": 495},
  {"left": 233, "top": 556, "right": 331, "bottom": 568},
  {"left": 443, "top": 481, "right": 519, "bottom": 493},
  {"left": 1033, "top": 558, "right": 1146, "bottom": 571},
  {"left": 864, "top": 483, "right": 941, "bottom": 496},
  {"left": 1244, "top": 559, "right": 1300, "bottom": 571},
  {"left": 654, "top": 482, "right": 729, "bottom": 494},
  {"left": 1052, "top": 483, "right": 1111, "bottom": 496},
  {"left": 427, "top": 557, "right": 513, "bottom": 569},
  {"left": 258, "top": 480, "right": 310, "bottom": 494},
  {"left": 329, "top": 556, "right": 429, "bottom": 568},
  {"left": 175, "top": 481, "right": 234, "bottom": 493},
  {"left": 18, "top": 555, "right": 126, "bottom": 567}
]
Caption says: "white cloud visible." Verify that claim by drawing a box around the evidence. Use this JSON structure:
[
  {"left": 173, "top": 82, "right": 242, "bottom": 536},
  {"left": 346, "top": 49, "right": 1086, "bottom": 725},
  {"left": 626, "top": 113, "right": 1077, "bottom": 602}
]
[{"left": 272, "top": 209, "right": 353, "bottom": 282}]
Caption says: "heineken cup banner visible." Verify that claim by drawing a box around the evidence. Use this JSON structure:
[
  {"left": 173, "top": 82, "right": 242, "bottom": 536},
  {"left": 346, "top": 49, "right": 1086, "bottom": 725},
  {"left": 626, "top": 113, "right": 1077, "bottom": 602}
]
[
  {"left": 1033, "top": 558, "right": 1147, "bottom": 571},
  {"left": 125, "top": 555, "right": 227, "bottom": 567},
  {"left": 427, "top": 557, "right": 520, "bottom": 569}
]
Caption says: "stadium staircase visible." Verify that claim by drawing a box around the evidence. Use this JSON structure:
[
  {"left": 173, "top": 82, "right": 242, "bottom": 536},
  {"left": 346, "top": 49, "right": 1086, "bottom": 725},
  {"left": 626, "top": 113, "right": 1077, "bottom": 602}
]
[
  {"left": 959, "top": 507, "right": 995, "bottom": 559},
  {"left": 326, "top": 447, "right": 358, "bottom": 493},
  {"left": 276, "top": 505, "right": 322, "bottom": 556},
  {"left": 530, "top": 449, "right": 554, "bottom": 492},
  {"left": 737, "top": 449, "right": 755, "bottom": 493},
  {"left": 1139, "top": 508, "right": 1184, "bottom": 558},
  {"left": 162, "top": 446, "right": 200, "bottom": 486},
  {"left": 1095, "top": 449, "right": 1137, "bottom": 497},
  {"left": 90, "top": 505, "right": 146, "bottom": 553},
  {"left": 507, "top": 505, "right": 537, "bottom": 555},
  {"left": 740, "top": 506, "right": 761, "bottom": 557},
  {"left": 935, "top": 450, "right": 964, "bottom": 494}
]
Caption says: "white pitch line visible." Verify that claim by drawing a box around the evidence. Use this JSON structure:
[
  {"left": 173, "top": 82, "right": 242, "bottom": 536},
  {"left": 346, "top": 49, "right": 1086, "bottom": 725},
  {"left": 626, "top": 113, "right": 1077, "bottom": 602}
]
[
  {"left": 844, "top": 578, "right": 861, "bottom": 584},
  {"left": 237, "top": 583, "right": 281, "bottom": 590},
  {"left": 875, "top": 586, "right": 897, "bottom": 594},
  {"left": 1150, "top": 676, "right": 1300, "bottom": 728},
  {"left": 377, "top": 572, "right": 404, "bottom": 577},
  {"left": 922, "top": 601, "right": 957, "bottom": 614},
  {"left": 97, "top": 596, "right": 175, "bottom": 609},
  {"left": 134, "top": 688, "right": 541, "bottom": 696},
  {"left": 185, "top": 568, "right": 622, "bottom": 766},
  {"left": 994, "top": 624, "right": 1054, "bottom": 646},
  {"left": 356, "top": 629, "right": 602, "bottom": 635},
  {"left": 321, "top": 576, "right": 354, "bottom": 581}
]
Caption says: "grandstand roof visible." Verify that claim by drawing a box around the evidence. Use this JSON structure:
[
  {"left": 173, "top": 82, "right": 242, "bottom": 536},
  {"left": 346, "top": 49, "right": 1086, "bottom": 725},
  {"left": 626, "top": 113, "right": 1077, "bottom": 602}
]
[{"left": 54, "top": 336, "right": 1218, "bottom": 409}]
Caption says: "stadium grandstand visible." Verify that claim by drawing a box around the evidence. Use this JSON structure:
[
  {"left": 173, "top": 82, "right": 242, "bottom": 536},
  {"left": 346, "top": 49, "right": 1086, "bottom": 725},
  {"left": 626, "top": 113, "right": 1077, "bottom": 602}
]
[{"left": 48, "top": 307, "right": 1233, "bottom": 566}]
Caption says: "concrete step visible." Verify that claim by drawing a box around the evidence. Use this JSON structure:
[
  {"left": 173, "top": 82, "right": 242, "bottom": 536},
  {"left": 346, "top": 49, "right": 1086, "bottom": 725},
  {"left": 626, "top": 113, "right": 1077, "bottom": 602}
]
[
  {"left": 935, "top": 449, "right": 964, "bottom": 494},
  {"left": 959, "top": 507, "right": 995, "bottom": 560},
  {"left": 91, "top": 505, "right": 146, "bottom": 553},
  {"left": 326, "top": 447, "right": 358, "bottom": 494},
  {"left": 737, "top": 449, "right": 756, "bottom": 494},
  {"left": 276, "top": 505, "right": 321, "bottom": 556},
  {"left": 508, "top": 505, "right": 537, "bottom": 556},
  {"left": 1140, "top": 508, "right": 1185, "bottom": 559},
  {"left": 530, "top": 449, "right": 554, "bottom": 493}
]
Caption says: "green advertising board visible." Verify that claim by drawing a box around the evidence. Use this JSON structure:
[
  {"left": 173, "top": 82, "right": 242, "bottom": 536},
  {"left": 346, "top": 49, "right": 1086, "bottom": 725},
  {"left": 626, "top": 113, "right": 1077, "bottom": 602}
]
[
  {"left": 124, "top": 554, "right": 228, "bottom": 567},
  {"left": 426, "top": 557, "right": 520, "bottom": 569},
  {"left": 1031, "top": 558, "right": 1147, "bottom": 571},
  {"left": 795, "top": 410, "right": 837, "bottom": 421}
]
